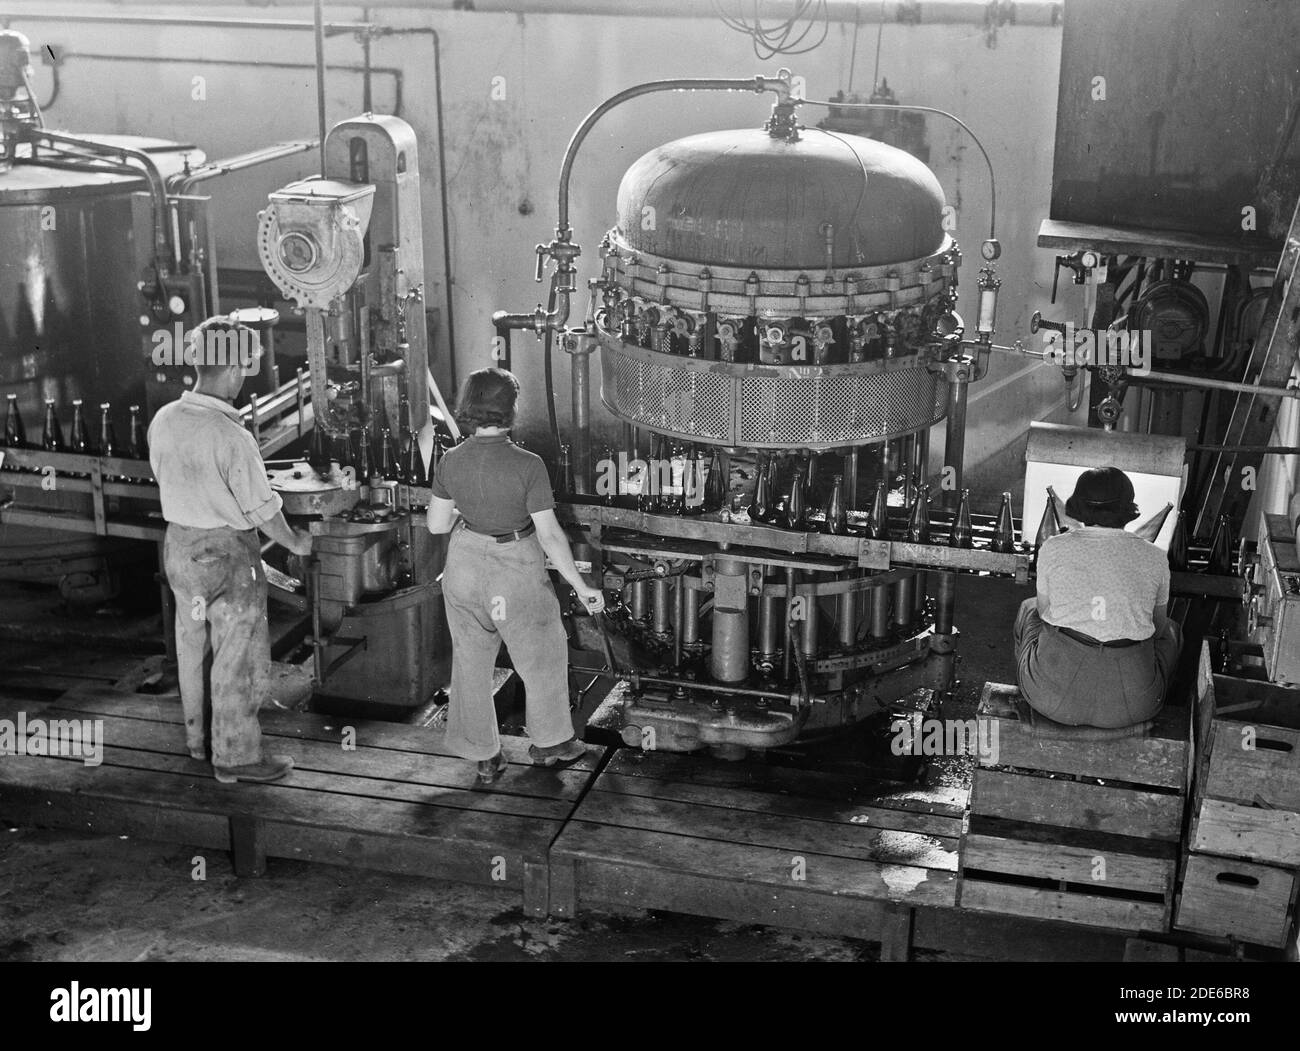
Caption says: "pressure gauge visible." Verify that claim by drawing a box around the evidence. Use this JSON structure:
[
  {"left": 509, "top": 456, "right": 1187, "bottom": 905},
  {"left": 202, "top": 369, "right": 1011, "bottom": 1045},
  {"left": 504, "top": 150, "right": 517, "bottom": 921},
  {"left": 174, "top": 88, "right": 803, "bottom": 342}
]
[{"left": 980, "top": 238, "right": 1001, "bottom": 262}]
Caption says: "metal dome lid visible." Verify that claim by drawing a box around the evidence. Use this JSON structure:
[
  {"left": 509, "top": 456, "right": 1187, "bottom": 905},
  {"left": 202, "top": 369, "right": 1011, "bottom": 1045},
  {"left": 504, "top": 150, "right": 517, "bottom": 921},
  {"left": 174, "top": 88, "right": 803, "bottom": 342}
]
[{"left": 614, "top": 127, "right": 946, "bottom": 271}]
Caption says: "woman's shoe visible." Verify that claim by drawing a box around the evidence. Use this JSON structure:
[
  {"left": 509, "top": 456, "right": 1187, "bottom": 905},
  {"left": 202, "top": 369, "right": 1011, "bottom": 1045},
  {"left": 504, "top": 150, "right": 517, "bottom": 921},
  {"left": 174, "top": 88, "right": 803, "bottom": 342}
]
[
  {"left": 476, "top": 751, "right": 509, "bottom": 784},
  {"left": 528, "top": 737, "right": 586, "bottom": 768}
]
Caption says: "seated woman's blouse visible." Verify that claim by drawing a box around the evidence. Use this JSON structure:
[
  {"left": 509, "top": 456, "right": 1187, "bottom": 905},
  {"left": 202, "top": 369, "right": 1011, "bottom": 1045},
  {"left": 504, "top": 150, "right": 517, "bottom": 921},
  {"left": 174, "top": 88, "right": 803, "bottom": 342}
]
[{"left": 1036, "top": 526, "right": 1169, "bottom": 642}]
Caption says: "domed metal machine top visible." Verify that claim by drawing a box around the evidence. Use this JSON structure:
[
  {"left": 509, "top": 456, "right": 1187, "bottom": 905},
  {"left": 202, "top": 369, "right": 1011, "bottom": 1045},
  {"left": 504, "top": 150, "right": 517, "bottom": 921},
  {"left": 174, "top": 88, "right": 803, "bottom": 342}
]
[{"left": 593, "top": 121, "right": 961, "bottom": 450}]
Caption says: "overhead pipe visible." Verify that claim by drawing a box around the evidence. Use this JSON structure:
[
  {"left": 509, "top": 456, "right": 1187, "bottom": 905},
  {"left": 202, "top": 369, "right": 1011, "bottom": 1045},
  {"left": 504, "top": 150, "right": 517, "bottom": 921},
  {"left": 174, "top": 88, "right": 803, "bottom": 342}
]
[{"left": 496, "top": 72, "right": 795, "bottom": 336}]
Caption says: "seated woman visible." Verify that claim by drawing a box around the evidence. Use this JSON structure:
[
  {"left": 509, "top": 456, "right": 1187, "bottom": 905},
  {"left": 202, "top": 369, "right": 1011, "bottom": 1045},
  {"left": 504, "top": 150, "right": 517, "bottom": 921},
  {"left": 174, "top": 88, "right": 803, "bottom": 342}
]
[{"left": 1014, "top": 466, "right": 1183, "bottom": 728}]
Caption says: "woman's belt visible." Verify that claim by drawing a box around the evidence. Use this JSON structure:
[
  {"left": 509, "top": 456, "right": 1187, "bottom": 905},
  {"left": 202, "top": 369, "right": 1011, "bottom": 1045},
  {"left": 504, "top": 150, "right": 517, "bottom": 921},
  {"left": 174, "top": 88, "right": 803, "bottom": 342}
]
[
  {"left": 462, "top": 521, "right": 537, "bottom": 543},
  {"left": 1051, "top": 623, "right": 1144, "bottom": 649}
]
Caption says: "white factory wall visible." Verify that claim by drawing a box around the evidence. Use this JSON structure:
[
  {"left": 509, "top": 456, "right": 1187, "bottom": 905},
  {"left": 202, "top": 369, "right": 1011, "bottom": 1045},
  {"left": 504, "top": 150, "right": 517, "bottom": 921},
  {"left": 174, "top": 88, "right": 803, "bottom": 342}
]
[{"left": 7, "top": 1, "right": 1084, "bottom": 498}]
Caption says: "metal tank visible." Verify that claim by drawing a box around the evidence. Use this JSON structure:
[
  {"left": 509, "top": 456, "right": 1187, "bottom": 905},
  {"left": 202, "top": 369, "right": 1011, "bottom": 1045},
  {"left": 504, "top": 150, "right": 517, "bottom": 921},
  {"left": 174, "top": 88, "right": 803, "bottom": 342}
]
[{"left": 0, "top": 30, "right": 203, "bottom": 599}]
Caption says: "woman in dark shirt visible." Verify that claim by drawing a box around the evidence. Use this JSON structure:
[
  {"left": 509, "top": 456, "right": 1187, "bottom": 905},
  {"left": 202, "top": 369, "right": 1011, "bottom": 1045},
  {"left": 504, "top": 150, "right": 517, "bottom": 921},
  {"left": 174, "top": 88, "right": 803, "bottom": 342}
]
[{"left": 426, "top": 368, "right": 605, "bottom": 782}]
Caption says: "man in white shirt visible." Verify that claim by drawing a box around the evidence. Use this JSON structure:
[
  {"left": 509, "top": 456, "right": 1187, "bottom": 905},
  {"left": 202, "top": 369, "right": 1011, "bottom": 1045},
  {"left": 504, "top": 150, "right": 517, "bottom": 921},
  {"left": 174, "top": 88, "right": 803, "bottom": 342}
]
[
  {"left": 1014, "top": 466, "right": 1183, "bottom": 727},
  {"left": 149, "top": 317, "right": 313, "bottom": 782}
]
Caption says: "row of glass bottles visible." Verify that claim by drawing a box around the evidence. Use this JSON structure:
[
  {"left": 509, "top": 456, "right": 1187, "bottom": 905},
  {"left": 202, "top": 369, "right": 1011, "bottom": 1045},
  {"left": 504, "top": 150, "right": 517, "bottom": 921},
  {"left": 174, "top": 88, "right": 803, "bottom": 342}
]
[{"left": 4, "top": 393, "right": 148, "bottom": 460}]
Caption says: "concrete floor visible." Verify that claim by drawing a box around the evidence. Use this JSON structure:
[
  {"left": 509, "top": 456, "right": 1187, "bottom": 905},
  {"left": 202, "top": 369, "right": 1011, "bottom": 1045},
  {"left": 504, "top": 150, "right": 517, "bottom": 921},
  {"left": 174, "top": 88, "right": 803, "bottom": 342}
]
[{"left": 0, "top": 575, "right": 1031, "bottom": 963}]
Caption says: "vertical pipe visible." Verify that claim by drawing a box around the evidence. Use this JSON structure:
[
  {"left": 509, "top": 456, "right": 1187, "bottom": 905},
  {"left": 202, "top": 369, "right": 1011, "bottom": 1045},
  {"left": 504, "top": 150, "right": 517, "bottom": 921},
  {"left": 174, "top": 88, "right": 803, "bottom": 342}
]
[
  {"left": 571, "top": 344, "right": 592, "bottom": 494},
  {"left": 673, "top": 577, "right": 685, "bottom": 668},
  {"left": 759, "top": 592, "right": 780, "bottom": 662},
  {"left": 842, "top": 449, "right": 859, "bottom": 510},
  {"left": 801, "top": 589, "right": 819, "bottom": 657},
  {"left": 934, "top": 571, "right": 957, "bottom": 635},
  {"left": 629, "top": 580, "right": 648, "bottom": 622},
  {"left": 313, "top": 0, "right": 328, "bottom": 176},
  {"left": 838, "top": 578, "right": 857, "bottom": 649},
  {"left": 652, "top": 576, "right": 671, "bottom": 635},
  {"left": 681, "top": 584, "right": 700, "bottom": 648},
  {"left": 915, "top": 424, "right": 930, "bottom": 490},
  {"left": 943, "top": 371, "right": 970, "bottom": 511},
  {"left": 710, "top": 557, "right": 749, "bottom": 683},
  {"left": 783, "top": 567, "right": 797, "bottom": 680},
  {"left": 893, "top": 575, "right": 914, "bottom": 630},
  {"left": 870, "top": 581, "right": 891, "bottom": 639}
]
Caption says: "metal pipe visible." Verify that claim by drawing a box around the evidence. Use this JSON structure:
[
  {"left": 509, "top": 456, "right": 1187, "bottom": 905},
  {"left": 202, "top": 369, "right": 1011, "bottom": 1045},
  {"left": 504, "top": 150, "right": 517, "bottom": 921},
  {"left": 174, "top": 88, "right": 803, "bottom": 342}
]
[
  {"left": 105, "top": 0, "right": 1066, "bottom": 24},
  {"left": 30, "top": 129, "right": 171, "bottom": 271},
  {"left": 629, "top": 580, "right": 648, "bottom": 622},
  {"left": 572, "top": 667, "right": 800, "bottom": 704},
  {"left": 673, "top": 578, "right": 685, "bottom": 668},
  {"left": 838, "top": 580, "right": 857, "bottom": 648},
  {"left": 167, "top": 139, "right": 319, "bottom": 194},
  {"left": 1130, "top": 372, "right": 1300, "bottom": 400},
  {"left": 313, "top": 0, "right": 327, "bottom": 175},
  {"left": 870, "top": 582, "right": 891, "bottom": 639},
  {"left": 681, "top": 585, "right": 700, "bottom": 647},
  {"left": 942, "top": 370, "right": 970, "bottom": 511},
  {"left": 1188, "top": 443, "right": 1300, "bottom": 454},
  {"left": 800, "top": 581, "right": 820, "bottom": 657},
  {"left": 652, "top": 576, "right": 672, "bottom": 636},
  {"left": 759, "top": 591, "right": 781, "bottom": 661},
  {"left": 933, "top": 571, "right": 957, "bottom": 635},
  {"left": 1, "top": 12, "right": 376, "bottom": 31},
  {"left": 783, "top": 567, "right": 797, "bottom": 681},
  {"left": 710, "top": 557, "right": 750, "bottom": 683},
  {"left": 570, "top": 341, "right": 592, "bottom": 494},
  {"left": 893, "top": 576, "right": 914, "bottom": 629},
  {"left": 556, "top": 75, "right": 788, "bottom": 240}
]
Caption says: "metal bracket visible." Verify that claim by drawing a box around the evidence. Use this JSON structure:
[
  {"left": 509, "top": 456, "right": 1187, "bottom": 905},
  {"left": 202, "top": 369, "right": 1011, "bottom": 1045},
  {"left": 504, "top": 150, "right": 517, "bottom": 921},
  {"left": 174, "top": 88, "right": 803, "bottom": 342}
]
[{"left": 857, "top": 538, "right": 891, "bottom": 569}]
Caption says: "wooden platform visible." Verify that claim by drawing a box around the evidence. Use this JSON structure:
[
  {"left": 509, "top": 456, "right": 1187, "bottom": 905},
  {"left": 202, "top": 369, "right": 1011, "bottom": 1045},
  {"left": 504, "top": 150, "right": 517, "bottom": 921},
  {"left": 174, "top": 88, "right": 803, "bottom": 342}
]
[
  {"left": 547, "top": 747, "right": 967, "bottom": 959},
  {"left": 0, "top": 683, "right": 609, "bottom": 915}
]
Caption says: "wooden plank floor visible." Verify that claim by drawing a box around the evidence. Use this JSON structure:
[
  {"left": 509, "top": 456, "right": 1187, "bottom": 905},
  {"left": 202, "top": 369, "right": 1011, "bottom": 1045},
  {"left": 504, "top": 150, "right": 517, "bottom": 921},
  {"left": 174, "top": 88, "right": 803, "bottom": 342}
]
[
  {"left": 0, "top": 681, "right": 611, "bottom": 915},
  {"left": 547, "top": 747, "right": 967, "bottom": 957}
]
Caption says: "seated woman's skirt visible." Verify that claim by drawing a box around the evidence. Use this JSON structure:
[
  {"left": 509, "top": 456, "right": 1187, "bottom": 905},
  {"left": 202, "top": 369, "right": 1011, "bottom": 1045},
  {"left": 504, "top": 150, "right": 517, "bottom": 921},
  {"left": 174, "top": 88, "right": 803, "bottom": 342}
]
[{"left": 1012, "top": 598, "right": 1183, "bottom": 728}]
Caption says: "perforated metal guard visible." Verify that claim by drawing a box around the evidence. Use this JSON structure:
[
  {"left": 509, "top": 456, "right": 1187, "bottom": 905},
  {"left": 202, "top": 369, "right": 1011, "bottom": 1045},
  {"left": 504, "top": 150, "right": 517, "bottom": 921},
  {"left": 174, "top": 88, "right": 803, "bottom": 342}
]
[{"left": 600, "top": 343, "right": 948, "bottom": 449}]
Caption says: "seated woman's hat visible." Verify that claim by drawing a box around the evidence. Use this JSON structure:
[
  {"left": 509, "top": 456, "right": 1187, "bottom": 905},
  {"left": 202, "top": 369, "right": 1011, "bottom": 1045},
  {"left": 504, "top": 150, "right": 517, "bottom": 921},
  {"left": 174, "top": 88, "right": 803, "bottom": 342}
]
[{"left": 1065, "top": 466, "right": 1139, "bottom": 522}]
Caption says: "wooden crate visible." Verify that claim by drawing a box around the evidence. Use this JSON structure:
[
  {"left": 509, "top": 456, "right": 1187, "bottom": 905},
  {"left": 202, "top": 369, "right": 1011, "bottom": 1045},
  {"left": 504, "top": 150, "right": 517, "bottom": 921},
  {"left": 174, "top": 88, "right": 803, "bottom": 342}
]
[
  {"left": 1175, "top": 852, "right": 1300, "bottom": 949},
  {"left": 1190, "top": 650, "right": 1300, "bottom": 867},
  {"left": 1173, "top": 646, "right": 1300, "bottom": 948},
  {"left": 0, "top": 684, "right": 610, "bottom": 915},
  {"left": 548, "top": 747, "right": 966, "bottom": 958},
  {"left": 959, "top": 683, "right": 1190, "bottom": 934}
]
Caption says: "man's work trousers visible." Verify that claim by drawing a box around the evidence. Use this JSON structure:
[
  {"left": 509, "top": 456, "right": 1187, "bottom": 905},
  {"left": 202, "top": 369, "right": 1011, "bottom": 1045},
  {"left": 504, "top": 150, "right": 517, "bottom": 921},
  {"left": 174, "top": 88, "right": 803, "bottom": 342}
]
[
  {"left": 164, "top": 523, "right": 270, "bottom": 768},
  {"left": 441, "top": 524, "right": 574, "bottom": 761}
]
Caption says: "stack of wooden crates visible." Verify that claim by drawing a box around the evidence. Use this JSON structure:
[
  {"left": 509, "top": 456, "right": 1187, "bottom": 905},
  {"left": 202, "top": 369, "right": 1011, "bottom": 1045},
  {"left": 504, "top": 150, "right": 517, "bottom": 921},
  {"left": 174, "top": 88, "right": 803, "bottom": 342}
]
[
  {"left": 962, "top": 682, "right": 1191, "bottom": 935},
  {"left": 1173, "top": 644, "right": 1300, "bottom": 950}
]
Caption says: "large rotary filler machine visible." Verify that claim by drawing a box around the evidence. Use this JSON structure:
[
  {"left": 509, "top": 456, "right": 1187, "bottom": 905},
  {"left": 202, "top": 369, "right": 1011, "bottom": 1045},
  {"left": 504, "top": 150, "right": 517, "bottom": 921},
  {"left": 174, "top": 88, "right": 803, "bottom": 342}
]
[{"left": 495, "top": 71, "right": 1026, "bottom": 758}]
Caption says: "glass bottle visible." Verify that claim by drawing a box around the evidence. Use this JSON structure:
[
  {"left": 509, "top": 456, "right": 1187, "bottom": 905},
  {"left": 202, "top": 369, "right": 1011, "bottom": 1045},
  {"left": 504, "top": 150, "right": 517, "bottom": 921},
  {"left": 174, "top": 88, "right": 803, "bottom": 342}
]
[
  {"left": 4, "top": 393, "right": 27, "bottom": 448},
  {"left": 823, "top": 473, "right": 847, "bottom": 535},
  {"left": 991, "top": 491, "right": 1016, "bottom": 553},
  {"left": 70, "top": 398, "right": 95, "bottom": 455},
  {"left": 42, "top": 398, "right": 65, "bottom": 452},
  {"left": 1168, "top": 510, "right": 1189, "bottom": 572},
  {"left": 98, "top": 403, "right": 117, "bottom": 458},
  {"left": 752, "top": 453, "right": 772, "bottom": 521},
  {"left": 866, "top": 479, "right": 889, "bottom": 540},
  {"left": 949, "top": 488, "right": 973, "bottom": 549},
  {"left": 126, "top": 405, "right": 148, "bottom": 460}
]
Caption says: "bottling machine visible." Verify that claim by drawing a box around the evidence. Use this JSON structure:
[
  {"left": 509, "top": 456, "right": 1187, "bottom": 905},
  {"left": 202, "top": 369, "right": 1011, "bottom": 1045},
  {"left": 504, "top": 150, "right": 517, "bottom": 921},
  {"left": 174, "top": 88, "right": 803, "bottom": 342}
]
[{"left": 493, "top": 71, "right": 1026, "bottom": 757}]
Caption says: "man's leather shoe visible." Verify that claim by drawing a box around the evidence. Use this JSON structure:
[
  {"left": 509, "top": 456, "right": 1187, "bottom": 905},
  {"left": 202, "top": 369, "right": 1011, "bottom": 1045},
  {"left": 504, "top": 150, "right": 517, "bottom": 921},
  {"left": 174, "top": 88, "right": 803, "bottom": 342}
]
[{"left": 213, "top": 755, "right": 293, "bottom": 784}]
